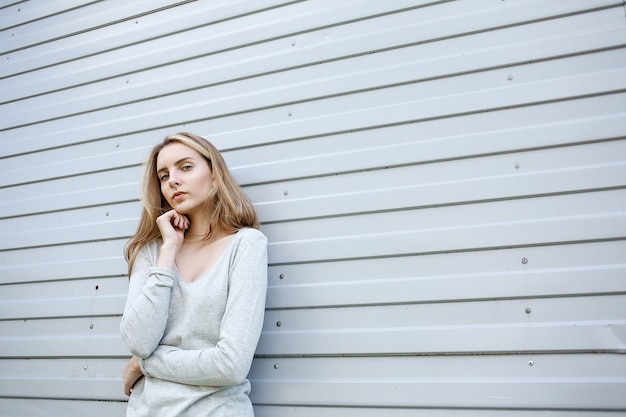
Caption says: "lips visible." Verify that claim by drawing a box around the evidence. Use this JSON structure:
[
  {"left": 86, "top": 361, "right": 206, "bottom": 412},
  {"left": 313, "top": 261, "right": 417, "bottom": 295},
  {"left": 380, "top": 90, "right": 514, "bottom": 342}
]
[{"left": 172, "top": 192, "right": 186, "bottom": 201}]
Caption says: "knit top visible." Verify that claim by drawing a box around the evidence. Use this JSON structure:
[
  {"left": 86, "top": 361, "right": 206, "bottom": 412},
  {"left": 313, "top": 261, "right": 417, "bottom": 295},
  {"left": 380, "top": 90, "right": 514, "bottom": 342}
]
[{"left": 120, "top": 228, "right": 267, "bottom": 416}]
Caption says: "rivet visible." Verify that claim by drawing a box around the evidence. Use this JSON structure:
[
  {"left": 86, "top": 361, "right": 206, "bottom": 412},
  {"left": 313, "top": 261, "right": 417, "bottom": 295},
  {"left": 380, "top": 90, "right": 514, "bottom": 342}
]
[
  {"left": 84, "top": 365, "right": 88, "bottom": 371},
  {"left": 106, "top": 211, "right": 110, "bottom": 216},
  {"left": 90, "top": 324, "right": 94, "bottom": 329},
  {"left": 507, "top": 75, "right": 513, "bottom": 81},
  {"left": 283, "top": 190, "right": 288, "bottom": 196},
  {"left": 273, "top": 363, "right": 279, "bottom": 369},
  {"left": 276, "top": 321, "right": 281, "bottom": 327},
  {"left": 514, "top": 163, "right": 520, "bottom": 169},
  {"left": 291, "top": 42, "right": 296, "bottom": 46},
  {"left": 528, "top": 360, "right": 534, "bottom": 366},
  {"left": 521, "top": 258, "right": 528, "bottom": 264},
  {"left": 288, "top": 112, "right": 292, "bottom": 117},
  {"left": 279, "top": 273, "right": 284, "bottom": 279},
  {"left": 525, "top": 308, "right": 531, "bottom": 315}
]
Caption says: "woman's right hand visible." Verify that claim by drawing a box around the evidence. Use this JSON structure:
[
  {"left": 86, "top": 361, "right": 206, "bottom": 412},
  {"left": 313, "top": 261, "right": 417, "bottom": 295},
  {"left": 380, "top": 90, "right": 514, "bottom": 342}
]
[{"left": 156, "top": 209, "right": 189, "bottom": 249}]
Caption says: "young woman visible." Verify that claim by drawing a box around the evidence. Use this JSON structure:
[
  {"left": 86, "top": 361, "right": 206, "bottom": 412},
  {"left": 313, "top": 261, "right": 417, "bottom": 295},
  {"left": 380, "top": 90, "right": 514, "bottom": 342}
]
[{"left": 120, "top": 132, "right": 267, "bottom": 416}]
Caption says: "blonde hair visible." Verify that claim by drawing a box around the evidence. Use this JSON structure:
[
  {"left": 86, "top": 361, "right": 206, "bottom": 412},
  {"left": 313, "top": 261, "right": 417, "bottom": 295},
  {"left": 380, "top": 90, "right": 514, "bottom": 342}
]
[{"left": 125, "top": 132, "right": 259, "bottom": 276}]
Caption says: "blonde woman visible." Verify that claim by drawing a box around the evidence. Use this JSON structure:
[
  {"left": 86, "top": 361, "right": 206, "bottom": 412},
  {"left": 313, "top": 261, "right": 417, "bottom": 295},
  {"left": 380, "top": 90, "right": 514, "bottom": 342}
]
[{"left": 120, "top": 132, "right": 267, "bottom": 416}]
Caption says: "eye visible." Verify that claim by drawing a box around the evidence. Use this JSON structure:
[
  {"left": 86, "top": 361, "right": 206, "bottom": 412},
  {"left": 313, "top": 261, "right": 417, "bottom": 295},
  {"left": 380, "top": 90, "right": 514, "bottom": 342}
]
[
  {"left": 159, "top": 173, "right": 169, "bottom": 181},
  {"left": 182, "top": 164, "right": 193, "bottom": 171}
]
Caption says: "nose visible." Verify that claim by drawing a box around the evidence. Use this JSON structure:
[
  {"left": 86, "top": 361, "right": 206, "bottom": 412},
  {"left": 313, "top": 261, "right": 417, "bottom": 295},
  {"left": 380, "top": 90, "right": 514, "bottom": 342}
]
[{"left": 168, "top": 172, "right": 180, "bottom": 187}]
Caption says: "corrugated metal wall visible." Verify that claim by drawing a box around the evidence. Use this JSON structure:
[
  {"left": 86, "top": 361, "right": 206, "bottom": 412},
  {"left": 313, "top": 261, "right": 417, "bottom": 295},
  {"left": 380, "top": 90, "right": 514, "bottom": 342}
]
[{"left": 1, "top": 0, "right": 625, "bottom": 415}]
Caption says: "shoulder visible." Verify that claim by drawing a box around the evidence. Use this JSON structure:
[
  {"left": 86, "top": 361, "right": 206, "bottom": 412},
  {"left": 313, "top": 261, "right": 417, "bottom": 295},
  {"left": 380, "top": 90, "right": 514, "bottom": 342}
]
[
  {"left": 236, "top": 227, "right": 267, "bottom": 244},
  {"left": 231, "top": 228, "right": 267, "bottom": 257},
  {"left": 135, "top": 239, "right": 163, "bottom": 264}
]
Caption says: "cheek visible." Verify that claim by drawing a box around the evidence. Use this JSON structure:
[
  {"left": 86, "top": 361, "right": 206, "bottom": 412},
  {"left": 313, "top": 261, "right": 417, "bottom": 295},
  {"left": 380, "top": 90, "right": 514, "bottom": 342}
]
[{"left": 160, "top": 183, "right": 170, "bottom": 201}]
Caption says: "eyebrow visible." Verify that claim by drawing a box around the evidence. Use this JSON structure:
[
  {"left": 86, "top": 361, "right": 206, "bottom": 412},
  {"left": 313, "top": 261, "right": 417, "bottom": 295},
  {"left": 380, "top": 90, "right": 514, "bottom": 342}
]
[{"left": 156, "top": 157, "right": 195, "bottom": 174}]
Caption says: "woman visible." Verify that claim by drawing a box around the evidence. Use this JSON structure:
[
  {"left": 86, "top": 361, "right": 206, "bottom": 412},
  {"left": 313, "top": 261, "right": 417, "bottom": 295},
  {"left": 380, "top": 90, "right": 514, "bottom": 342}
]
[{"left": 120, "top": 132, "right": 267, "bottom": 416}]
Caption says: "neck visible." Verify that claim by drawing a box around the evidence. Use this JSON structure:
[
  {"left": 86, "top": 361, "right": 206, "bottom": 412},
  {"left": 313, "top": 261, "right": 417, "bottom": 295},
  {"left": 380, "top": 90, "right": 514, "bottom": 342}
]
[{"left": 184, "top": 213, "right": 211, "bottom": 241}]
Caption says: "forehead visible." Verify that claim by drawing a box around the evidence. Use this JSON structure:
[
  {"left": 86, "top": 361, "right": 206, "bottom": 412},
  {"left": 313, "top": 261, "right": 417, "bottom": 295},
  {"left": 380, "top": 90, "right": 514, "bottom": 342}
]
[{"left": 156, "top": 142, "right": 204, "bottom": 169}]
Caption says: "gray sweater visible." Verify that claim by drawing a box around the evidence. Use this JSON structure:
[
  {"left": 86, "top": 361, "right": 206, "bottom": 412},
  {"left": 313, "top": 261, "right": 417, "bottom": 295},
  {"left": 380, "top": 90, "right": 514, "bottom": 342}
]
[{"left": 120, "top": 228, "right": 267, "bottom": 416}]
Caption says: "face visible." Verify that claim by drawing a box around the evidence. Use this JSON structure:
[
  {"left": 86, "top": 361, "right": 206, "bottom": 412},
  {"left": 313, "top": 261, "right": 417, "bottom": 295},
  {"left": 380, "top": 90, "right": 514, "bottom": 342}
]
[{"left": 156, "top": 142, "right": 214, "bottom": 216}]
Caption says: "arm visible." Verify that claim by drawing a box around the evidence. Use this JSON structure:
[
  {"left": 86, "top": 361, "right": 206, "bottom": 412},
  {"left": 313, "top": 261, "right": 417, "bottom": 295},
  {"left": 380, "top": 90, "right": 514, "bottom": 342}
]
[
  {"left": 140, "top": 230, "right": 268, "bottom": 386},
  {"left": 119, "top": 262, "right": 175, "bottom": 358},
  {"left": 120, "top": 210, "right": 188, "bottom": 358}
]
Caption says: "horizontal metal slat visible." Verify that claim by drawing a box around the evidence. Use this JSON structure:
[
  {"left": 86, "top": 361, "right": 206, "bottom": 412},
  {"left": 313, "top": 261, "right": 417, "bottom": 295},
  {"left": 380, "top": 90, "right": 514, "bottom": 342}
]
[
  {"left": 2, "top": 93, "right": 625, "bottom": 196},
  {"left": 0, "top": 398, "right": 127, "bottom": 417},
  {"left": 266, "top": 241, "right": 626, "bottom": 308},
  {"left": 4, "top": 54, "right": 625, "bottom": 164},
  {"left": 3, "top": 133, "right": 624, "bottom": 222},
  {"left": 258, "top": 321, "right": 626, "bottom": 356},
  {"left": 263, "top": 295, "right": 626, "bottom": 333},
  {"left": 0, "top": 376, "right": 122, "bottom": 401},
  {"left": 2, "top": 0, "right": 622, "bottom": 155},
  {"left": 0, "top": 294, "right": 127, "bottom": 321},
  {"left": 268, "top": 265, "right": 626, "bottom": 309},
  {"left": 0, "top": 0, "right": 426, "bottom": 105},
  {"left": 5, "top": 6, "right": 624, "bottom": 129},
  {"left": 0, "top": 202, "right": 138, "bottom": 250},
  {"left": 0, "top": 167, "right": 141, "bottom": 221},
  {"left": 0, "top": 276, "right": 128, "bottom": 320},
  {"left": 251, "top": 379, "right": 626, "bottom": 410},
  {"left": 264, "top": 190, "right": 626, "bottom": 264},
  {"left": 249, "top": 354, "right": 626, "bottom": 409},
  {"left": 0, "top": 316, "right": 127, "bottom": 357},
  {"left": 2, "top": 299, "right": 625, "bottom": 357},
  {"left": 235, "top": 102, "right": 626, "bottom": 185},
  {"left": 0, "top": 0, "right": 88, "bottom": 31},
  {"left": 1, "top": 0, "right": 192, "bottom": 53},
  {"left": 254, "top": 406, "right": 626, "bottom": 417},
  {"left": 252, "top": 140, "right": 626, "bottom": 222},
  {"left": 0, "top": 240, "right": 128, "bottom": 284},
  {"left": 257, "top": 162, "right": 626, "bottom": 222},
  {"left": 0, "top": 358, "right": 127, "bottom": 401}
]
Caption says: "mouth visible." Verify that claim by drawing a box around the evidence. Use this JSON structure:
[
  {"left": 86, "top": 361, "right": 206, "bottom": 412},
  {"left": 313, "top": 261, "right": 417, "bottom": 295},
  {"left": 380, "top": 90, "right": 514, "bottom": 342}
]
[{"left": 172, "top": 192, "right": 186, "bottom": 201}]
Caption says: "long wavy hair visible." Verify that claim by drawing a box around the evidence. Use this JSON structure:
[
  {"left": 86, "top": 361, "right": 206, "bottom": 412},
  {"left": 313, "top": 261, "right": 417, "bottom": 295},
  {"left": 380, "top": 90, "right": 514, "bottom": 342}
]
[{"left": 124, "top": 132, "right": 259, "bottom": 277}]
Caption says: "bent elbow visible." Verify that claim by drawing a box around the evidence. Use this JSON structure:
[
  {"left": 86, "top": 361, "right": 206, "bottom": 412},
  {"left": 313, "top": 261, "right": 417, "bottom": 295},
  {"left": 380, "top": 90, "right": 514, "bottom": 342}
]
[
  {"left": 208, "top": 346, "right": 252, "bottom": 386},
  {"left": 120, "top": 323, "right": 156, "bottom": 359}
]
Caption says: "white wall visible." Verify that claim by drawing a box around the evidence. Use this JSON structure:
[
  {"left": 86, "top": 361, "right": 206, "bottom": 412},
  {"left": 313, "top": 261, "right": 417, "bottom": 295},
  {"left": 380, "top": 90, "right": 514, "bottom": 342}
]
[{"left": 1, "top": 0, "right": 625, "bottom": 415}]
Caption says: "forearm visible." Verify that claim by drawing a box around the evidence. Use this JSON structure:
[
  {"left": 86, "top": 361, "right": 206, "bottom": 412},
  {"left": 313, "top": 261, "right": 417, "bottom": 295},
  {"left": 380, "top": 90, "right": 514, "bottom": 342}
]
[
  {"left": 121, "top": 243, "right": 178, "bottom": 357},
  {"left": 141, "top": 342, "right": 257, "bottom": 387},
  {"left": 120, "top": 268, "right": 174, "bottom": 358}
]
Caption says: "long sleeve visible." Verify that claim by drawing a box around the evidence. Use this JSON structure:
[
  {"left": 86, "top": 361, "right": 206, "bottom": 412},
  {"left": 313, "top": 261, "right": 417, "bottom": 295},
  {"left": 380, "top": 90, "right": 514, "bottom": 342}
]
[
  {"left": 140, "top": 229, "right": 267, "bottom": 386},
  {"left": 120, "top": 243, "right": 174, "bottom": 358}
]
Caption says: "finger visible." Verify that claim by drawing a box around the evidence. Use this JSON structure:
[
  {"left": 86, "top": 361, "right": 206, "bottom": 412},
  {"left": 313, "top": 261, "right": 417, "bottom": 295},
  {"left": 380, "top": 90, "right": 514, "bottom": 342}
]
[{"left": 174, "top": 213, "right": 189, "bottom": 230}]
